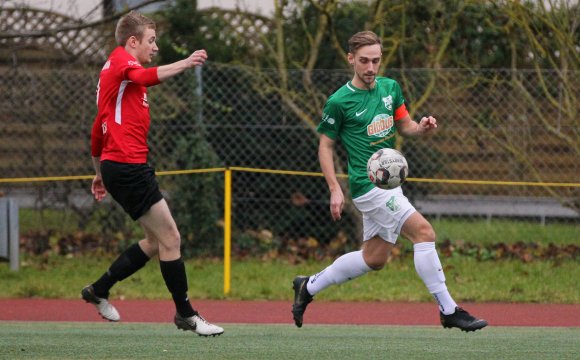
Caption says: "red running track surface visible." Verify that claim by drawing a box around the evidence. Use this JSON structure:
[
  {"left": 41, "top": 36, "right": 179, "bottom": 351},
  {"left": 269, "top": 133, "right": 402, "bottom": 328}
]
[{"left": 0, "top": 299, "right": 578, "bottom": 327}]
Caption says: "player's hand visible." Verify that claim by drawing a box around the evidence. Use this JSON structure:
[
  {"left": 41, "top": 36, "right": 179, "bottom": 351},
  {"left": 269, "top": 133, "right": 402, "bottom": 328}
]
[
  {"left": 91, "top": 175, "right": 107, "bottom": 202},
  {"left": 329, "top": 188, "right": 344, "bottom": 221},
  {"left": 418, "top": 116, "right": 438, "bottom": 134},
  {"left": 187, "top": 49, "right": 208, "bottom": 67}
]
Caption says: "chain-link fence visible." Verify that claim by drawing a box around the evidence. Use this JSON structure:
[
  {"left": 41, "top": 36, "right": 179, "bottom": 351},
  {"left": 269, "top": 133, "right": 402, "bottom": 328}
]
[{"left": 0, "top": 64, "right": 578, "bottom": 258}]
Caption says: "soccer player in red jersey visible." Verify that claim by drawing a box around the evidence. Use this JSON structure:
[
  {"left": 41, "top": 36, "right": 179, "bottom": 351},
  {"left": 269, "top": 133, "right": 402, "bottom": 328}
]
[{"left": 82, "top": 11, "right": 223, "bottom": 337}]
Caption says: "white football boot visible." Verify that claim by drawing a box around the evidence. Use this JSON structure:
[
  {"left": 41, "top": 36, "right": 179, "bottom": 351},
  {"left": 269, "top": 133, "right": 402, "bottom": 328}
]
[
  {"left": 174, "top": 313, "right": 224, "bottom": 337},
  {"left": 81, "top": 285, "right": 121, "bottom": 322}
]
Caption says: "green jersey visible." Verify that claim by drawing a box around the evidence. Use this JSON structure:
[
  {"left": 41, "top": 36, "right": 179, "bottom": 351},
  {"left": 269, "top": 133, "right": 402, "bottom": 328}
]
[{"left": 317, "top": 77, "right": 406, "bottom": 198}]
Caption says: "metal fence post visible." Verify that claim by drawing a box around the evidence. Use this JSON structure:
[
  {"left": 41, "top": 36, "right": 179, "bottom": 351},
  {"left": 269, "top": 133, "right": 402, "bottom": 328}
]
[
  {"left": 0, "top": 199, "right": 7, "bottom": 259},
  {"left": 8, "top": 199, "right": 19, "bottom": 271},
  {"left": 0, "top": 198, "right": 19, "bottom": 271}
]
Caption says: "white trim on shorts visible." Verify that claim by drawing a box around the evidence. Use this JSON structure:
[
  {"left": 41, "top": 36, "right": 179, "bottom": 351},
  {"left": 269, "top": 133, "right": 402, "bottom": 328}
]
[{"left": 353, "top": 186, "right": 416, "bottom": 244}]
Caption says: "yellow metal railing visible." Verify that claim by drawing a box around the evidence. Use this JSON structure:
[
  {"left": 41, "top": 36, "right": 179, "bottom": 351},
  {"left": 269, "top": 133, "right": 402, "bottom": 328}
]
[{"left": 1, "top": 168, "right": 579, "bottom": 295}]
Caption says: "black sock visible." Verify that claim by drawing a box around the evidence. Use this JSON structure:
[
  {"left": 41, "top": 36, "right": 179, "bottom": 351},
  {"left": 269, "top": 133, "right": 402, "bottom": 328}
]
[
  {"left": 160, "top": 258, "right": 196, "bottom": 318},
  {"left": 92, "top": 272, "right": 116, "bottom": 299},
  {"left": 93, "top": 243, "right": 150, "bottom": 298}
]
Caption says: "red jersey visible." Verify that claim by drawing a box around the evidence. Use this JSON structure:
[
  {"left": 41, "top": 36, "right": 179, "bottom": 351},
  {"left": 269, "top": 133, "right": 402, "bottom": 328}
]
[{"left": 91, "top": 47, "right": 160, "bottom": 163}]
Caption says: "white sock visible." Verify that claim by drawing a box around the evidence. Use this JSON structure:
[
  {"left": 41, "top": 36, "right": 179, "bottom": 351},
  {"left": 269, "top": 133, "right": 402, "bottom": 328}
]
[
  {"left": 414, "top": 242, "right": 457, "bottom": 315},
  {"left": 433, "top": 291, "right": 458, "bottom": 315},
  {"left": 306, "top": 250, "right": 372, "bottom": 295}
]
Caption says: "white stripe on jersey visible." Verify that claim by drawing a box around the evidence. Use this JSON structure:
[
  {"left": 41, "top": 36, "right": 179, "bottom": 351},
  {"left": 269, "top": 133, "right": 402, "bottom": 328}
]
[{"left": 115, "top": 80, "right": 130, "bottom": 124}]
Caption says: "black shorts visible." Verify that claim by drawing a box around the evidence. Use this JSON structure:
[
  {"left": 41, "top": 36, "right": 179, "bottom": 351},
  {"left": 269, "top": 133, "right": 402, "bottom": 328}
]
[{"left": 100, "top": 160, "right": 163, "bottom": 221}]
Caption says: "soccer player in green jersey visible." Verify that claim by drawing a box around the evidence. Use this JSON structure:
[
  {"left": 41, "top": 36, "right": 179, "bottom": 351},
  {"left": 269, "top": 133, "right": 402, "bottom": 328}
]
[{"left": 292, "top": 31, "right": 488, "bottom": 332}]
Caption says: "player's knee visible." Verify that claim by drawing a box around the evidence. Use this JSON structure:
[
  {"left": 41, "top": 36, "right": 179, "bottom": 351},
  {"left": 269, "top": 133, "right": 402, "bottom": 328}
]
[
  {"left": 160, "top": 229, "right": 181, "bottom": 253},
  {"left": 364, "top": 255, "right": 387, "bottom": 270},
  {"left": 141, "top": 237, "right": 157, "bottom": 248},
  {"left": 169, "top": 230, "right": 181, "bottom": 249},
  {"left": 415, "top": 223, "right": 436, "bottom": 243},
  {"left": 367, "top": 261, "right": 385, "bottom": 271},
  {"left": 139, "top": 238, "right": 159, "bottom": 257},
  {"left": 362, "top": 237, "right": 392, "bottom": 270}
]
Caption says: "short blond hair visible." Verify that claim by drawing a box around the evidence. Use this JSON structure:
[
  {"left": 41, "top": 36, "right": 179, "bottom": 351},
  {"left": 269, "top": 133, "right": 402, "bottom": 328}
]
[
  {"left": 115, "top": 11, "right": 156, "bottom": 46},
  {"left": 348, "top": 31, "right": 382, "bottom": 54}
]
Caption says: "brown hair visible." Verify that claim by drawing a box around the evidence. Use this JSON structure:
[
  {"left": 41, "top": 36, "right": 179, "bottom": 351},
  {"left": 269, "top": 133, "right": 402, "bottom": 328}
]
[
  {"left": 115, "top": 11, "right": 156, "bottom": 46},
  {"left": 348, "top": 31, "right": 382, "bottom": 54}
]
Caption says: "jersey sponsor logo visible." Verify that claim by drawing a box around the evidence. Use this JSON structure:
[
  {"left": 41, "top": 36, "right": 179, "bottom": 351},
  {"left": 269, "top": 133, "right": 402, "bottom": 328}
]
[
  {"left": 382, "top": 95, "right": 393, "bottom": 111},
  {"left": 142, "top": 93, "right": 149, "bottom": 107},
  {"left": 102, "top": 121, "right": 107, "bottom": 135},
  {"left": 370, "top": 132, "right": 395, "bottom": 146},
  {"left": 367, "top": 114, "right": 394, "bottom": 137},
  {"left": 127, "top": 60, "right": 141, "bottom": 67},
  {"left": 356, "top": 109, "right": 367, "bottom": 117},
  {"left": 322, "top": 112, "right": 335, "bottom": 125}
]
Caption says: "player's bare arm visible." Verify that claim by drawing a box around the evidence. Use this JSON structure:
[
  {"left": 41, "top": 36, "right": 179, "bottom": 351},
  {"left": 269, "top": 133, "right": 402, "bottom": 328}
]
[
  {"left": 396, "top": 115, "right": 438, "bottom": 138},
  {"left": 91, "top": 156, "right": 106, "bottom": 202},
  {"left": 319, "top": 134, "right": 344, "bottom": 221},
  {"left": 156, "top": 50, "right": 208, "bottom": 82}
]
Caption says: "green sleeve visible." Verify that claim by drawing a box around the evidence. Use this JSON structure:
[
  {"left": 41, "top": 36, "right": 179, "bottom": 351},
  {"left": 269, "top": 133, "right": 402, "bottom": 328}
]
[
  {"left": 316, "top": 97, "right": 343, "bottom": 140},
  {"left": 393, "top": 80, "right": 406, "bottom": 108}
]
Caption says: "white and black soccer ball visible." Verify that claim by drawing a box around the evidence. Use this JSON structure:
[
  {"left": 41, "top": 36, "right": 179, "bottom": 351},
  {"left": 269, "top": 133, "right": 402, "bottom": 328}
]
[{"left": 366, "top": 148, "right": 409, "bottom": 189}]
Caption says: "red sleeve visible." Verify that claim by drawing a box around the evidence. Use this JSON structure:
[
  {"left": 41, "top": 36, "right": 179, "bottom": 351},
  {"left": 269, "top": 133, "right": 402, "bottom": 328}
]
[
  {"left": 125, "top": 67, "right": 160, "bottom": 87},
  {"left": 91, "top": 116, "right": 103, "bottom": 157},
  {"left": 394, "top": 103, "right": 409, "bottom": 121}
]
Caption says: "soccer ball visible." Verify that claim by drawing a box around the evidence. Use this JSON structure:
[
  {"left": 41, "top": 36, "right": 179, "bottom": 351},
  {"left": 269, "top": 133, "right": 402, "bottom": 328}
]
[{"left": 366, "top": 148, "right": 408, "bottom": 189}]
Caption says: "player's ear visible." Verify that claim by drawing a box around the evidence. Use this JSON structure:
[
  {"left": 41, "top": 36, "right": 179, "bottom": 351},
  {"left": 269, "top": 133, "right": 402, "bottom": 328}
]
[
  {"left": 126, "top": 35, "right": 138, "bottom": 48},
  {"left": 347, "top": 52, "right": 355, "bottom": 65}
]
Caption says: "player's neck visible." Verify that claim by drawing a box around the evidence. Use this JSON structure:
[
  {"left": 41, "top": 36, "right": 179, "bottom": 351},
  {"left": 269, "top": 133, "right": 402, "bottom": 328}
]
[
  {"left": 123, "top": 46, "right": 142, "bottom": 65},
  {"left": 351, "top": 77, "right": 376, "bottom": 90}
]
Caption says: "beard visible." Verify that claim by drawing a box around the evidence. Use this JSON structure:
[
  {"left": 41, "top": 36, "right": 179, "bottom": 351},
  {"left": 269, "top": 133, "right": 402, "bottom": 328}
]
[{"left": 357, "top": 72, "right": 376, "bottom": 87}]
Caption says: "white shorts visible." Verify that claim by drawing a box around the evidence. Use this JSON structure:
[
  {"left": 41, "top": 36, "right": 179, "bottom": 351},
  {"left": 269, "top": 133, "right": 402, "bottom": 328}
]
[{"left": 353, "top": 186, "right": 416, "bottom": 244}]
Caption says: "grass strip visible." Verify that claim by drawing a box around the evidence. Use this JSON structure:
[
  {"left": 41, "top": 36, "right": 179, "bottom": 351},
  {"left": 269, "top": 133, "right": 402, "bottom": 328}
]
[
  {"left": 0, "top": 322, "right": 578, "bottom": 360},
  {"left": 1, "top": 256, "right": 578, "bottom": 303}
]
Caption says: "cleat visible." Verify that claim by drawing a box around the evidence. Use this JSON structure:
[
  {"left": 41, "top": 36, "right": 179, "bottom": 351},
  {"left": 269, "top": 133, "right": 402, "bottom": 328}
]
[
  {"left": 291, "top": 276, "right": 313, "bottom": 328},
  {"left": 81, "top": 285, "right": 120, "bottom": 322},
  {"left": 440, "top": 307, "right": 488, "bottom": 332},
  {"left": 174, "top": 313, "right": 224, "bottom": 337}
]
